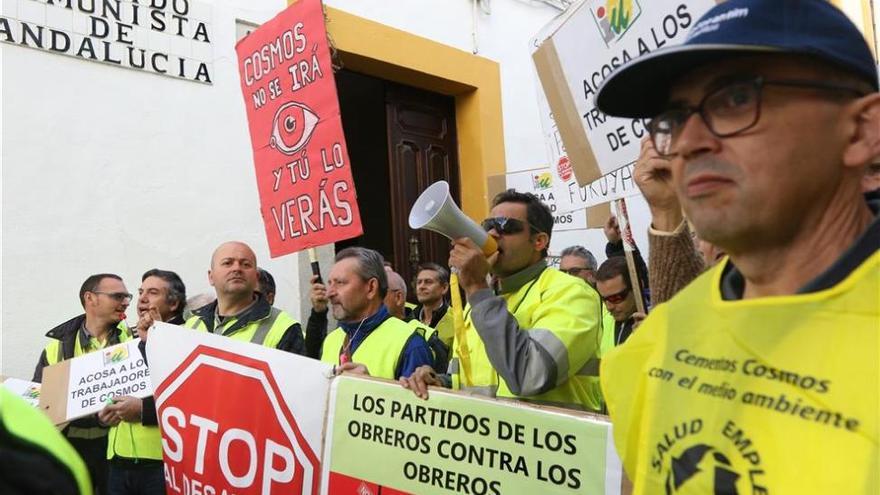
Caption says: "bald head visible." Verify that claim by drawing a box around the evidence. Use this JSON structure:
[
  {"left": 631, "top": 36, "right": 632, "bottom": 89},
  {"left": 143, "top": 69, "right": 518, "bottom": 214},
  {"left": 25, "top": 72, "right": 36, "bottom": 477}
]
[
  {"left": 211, "top": 241, "right": 256, "bottom": 269},
  {"left": 208, "top": 241, "right": 259, "bottom": 303},
  {"left": 383, "top": 269, "right": 407, "bottom": 319}
]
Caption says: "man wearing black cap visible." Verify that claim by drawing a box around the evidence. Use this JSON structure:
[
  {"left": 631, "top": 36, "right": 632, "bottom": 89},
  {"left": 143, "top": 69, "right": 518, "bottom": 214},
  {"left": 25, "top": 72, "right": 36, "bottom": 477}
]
[{"left": 595, "top": 1, "right": 879, "bottom": 493}]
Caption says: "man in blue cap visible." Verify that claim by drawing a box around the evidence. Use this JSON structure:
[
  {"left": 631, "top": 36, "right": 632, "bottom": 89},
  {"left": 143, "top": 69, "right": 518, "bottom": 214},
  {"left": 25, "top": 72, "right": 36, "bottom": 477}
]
[{"left": 595, "top": 1, "right": 879, "bottom": 493}]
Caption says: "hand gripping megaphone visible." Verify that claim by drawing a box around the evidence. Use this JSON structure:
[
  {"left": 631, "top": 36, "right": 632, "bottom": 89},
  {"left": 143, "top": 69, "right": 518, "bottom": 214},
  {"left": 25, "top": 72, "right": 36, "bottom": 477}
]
[
  {"left": 409, "top": 181, "right": 493, "bottom": 387},
  {"left": 408, "top": 181, "right": 497, "bottom": 256}
]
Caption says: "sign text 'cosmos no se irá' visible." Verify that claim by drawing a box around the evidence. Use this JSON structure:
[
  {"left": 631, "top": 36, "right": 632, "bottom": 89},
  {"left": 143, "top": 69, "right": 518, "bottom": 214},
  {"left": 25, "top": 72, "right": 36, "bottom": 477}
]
[{"left": 236, "top": 0, "right": 362, "bottom": 257}]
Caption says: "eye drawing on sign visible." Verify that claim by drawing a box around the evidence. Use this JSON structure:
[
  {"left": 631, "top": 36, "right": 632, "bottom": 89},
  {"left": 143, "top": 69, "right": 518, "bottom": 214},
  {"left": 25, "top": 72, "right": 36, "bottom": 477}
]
[{"left": 270, "top": 101, "right": 320, "bottom": 155}]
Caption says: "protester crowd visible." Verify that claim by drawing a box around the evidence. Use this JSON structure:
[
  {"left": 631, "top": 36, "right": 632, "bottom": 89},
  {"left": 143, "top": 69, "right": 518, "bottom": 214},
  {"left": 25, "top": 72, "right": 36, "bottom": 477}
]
[{"left": 7, "top": 0, "right": 879, "bottom": 494}]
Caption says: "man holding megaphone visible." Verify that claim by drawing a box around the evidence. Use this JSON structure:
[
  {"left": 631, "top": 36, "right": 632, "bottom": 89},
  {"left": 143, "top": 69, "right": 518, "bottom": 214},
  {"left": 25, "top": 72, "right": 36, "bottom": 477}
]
[{"left": 402, "top": 189, "right": 604, "bottom": 412}]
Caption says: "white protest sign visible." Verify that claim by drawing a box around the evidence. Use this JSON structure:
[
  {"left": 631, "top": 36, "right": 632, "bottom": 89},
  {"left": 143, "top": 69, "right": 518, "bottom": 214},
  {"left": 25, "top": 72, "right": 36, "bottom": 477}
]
[
  {"left": 148, "top": 322, "right": 332, "bottom": 495},
  {"left": 2, "top": 377, "right": 42, "bottom": 408},
  {"left": 67, "top": 339, "right": 150, "bottom": 419},
  {"left": 532, "top": 75, "right": 643, "bottom": 214},
  {"left": 533, "top": 0, "right": 715, "bottom": 186},
  {"left": 505, "top": 167, "right": 587, "bottom": 232},
  {"left": 322, "top": 375, "right": 625, "bottom": 495}
]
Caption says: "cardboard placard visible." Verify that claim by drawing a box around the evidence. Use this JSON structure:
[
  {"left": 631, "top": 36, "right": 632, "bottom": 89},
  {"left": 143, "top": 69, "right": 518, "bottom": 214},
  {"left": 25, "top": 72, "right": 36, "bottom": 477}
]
[
  {"left": 236, "top": 0, "right": 362, "bottom": 258},
  {"left": 38, "top": 339, "right": 150, "bottom": 425},
  {"left": 532, "top": 0, "right": 715, "bottom": 186},
  {"left": 322, "top": 375, "right": 624, "bottom": 495}
]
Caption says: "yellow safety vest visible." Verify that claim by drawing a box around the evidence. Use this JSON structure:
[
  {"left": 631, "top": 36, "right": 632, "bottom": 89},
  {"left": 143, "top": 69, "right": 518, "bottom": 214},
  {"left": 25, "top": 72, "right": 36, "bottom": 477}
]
[
  {"left": 432, "top": 308, "right": 455, "bottom": 349},
  {"left": 587, "top": 291, "right": 616, "bottom": 412},
  {"left": 321, "top": 317, "right": 416, "bottom": 379},
  {"left": 601, "top": 254, "right": 880, "bottom": 494},
  {"left": 44, "top": 321, "right": 132, "bottom": 366},
  {"left": 0, "top": 386, "right": 93, "bottom": 494},
  {"left": 107, "top": 412, "right": 163, "bottom": 461},
  {"left": 185, "top": 307, "right": 300, "bottom": 349},
  {"left": 450, "top": 266, "right": 602, "bottom": 411}
]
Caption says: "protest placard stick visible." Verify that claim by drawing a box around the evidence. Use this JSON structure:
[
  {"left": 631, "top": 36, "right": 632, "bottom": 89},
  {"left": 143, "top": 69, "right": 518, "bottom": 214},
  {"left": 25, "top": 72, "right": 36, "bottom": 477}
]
[
  {"left": 308, "top": 248, "right": 322, "bottom": 283},
  {"left": 614, "top": 198, "right": 646, "bottom": 315}
]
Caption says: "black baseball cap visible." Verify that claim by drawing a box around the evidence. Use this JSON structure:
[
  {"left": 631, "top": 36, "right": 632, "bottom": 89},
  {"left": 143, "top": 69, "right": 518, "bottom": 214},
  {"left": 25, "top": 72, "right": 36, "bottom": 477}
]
[{"left": 595, "top": 0, "right": 879, "bottom": 118}]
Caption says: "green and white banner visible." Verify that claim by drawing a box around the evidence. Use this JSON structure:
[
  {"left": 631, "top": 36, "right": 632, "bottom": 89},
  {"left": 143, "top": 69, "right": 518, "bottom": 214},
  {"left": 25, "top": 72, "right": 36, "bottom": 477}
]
[{"left": 321, "top": 376, "right": 623, "bottom": 495}]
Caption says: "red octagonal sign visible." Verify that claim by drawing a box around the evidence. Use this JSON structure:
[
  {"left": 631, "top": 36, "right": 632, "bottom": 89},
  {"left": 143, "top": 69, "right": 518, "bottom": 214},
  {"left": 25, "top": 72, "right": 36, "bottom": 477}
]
[{"left": 155, "top": 345, "right": 320, "bottom": 495}]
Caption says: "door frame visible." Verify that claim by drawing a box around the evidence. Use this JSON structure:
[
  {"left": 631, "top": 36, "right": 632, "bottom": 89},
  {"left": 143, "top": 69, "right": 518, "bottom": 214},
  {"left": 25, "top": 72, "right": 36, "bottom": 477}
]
[{"left": 292, "top": 3, "right": 506, "bottom": 220}]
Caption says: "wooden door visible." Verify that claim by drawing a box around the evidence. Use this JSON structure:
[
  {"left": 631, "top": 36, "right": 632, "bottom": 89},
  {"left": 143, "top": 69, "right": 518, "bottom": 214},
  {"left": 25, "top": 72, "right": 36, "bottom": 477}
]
[{"left": 385, "top": 83, "right": 460, "bottom": 294}]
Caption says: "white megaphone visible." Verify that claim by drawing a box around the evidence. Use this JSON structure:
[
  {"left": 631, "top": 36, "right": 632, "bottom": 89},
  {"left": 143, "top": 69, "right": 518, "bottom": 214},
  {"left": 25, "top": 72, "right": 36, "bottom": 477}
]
[{"left": 408, "top": 181, "right": 497, "bottom": 256}]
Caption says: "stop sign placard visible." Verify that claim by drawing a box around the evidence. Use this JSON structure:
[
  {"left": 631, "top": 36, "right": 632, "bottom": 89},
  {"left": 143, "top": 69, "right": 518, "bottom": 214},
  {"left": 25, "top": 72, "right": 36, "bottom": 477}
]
[{"left": 155, "top": 345, "right": 320, "bottom": 495}]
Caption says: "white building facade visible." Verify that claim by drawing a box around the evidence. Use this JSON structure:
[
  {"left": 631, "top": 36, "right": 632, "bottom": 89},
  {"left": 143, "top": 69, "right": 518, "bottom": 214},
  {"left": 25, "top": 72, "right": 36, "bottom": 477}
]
[{"left": 2, "top": 0, "right": 873, "bottom": 379}]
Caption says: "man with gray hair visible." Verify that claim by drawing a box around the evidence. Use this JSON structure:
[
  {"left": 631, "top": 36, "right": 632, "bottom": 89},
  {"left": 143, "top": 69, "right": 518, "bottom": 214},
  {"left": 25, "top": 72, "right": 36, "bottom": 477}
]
[
  {"left": 319, "top": 247, "right": 433, "bottom": 379},
  {"left": 558, "top": 245, "right": 599, "bottom": 286}
]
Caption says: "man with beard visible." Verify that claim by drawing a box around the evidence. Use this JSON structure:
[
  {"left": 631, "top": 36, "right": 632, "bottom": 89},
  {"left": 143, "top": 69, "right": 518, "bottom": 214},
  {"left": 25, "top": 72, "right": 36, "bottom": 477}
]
[{"left": 319, "top": 247, "right": 432, "bottom": 379}]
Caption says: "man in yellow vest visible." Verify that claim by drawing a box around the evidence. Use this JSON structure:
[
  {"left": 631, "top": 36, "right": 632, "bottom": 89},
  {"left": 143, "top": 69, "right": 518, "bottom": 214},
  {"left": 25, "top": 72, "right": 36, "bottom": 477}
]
[
  {"left": 385, "top": 268, "right": 449, "bottom": 372},
  {"left": 594, "top": 0, "right": 880, "bottom": 492},
  {"left": 33, "top": 273, "right": 133, "bottom": 495},
  {"left": 402, "top": 190, "right": 603, "bottom": 411},
  {"left": 319, "top": 247, "right": 433, "bottom": 379},
  {"left": 185, "top": 241, "right": 304, "bottom": 354},
  {"left": 98, "top": 269, "right": 186, "bottom": 495},
  {"left": 0, "top": 386, "right": 93, "bottom": 495},
  {"left": 411, "top": 263, "right": 455, "bottom": 351}
]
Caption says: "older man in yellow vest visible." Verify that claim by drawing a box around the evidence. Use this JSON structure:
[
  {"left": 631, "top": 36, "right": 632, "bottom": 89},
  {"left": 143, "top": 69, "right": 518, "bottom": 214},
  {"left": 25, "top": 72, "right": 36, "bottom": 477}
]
[{"left": 320, "top": 247, "right": 433, "bottom": 379}]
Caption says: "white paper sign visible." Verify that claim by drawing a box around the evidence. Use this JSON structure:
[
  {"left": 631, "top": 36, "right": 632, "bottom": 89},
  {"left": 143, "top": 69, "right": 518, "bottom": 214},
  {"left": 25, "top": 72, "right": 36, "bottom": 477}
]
[
  {"left": 2, "top": 377, "right": 42, "bottom": 408},
  {"left": 66, "top": 339, "right": 151, "bottom": 419},
  {"left": 533, "top": 0, "right": 715, "bottom": 186}
]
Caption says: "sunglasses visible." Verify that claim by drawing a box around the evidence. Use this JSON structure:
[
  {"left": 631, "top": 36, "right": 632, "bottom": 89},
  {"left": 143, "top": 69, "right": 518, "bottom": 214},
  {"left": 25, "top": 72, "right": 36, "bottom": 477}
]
[
  {"left": 91, "top": 291, "right": 133, "bottom": 302},
  {"left": 601, "top": 287, "right": 630, "bottom": 304},
  {"left": 481, "top": 217, "right": 542, "bottom": 236}
]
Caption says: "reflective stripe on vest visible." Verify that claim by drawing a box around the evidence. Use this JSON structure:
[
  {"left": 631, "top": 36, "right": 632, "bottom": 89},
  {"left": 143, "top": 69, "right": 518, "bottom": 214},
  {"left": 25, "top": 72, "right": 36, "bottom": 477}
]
[
  {"left": 251, "top": 307, "right": 281, "bottom": 345},
  {"left": 451, "top": 267, "right": 603, "bottom": 411},
  {"left": 185, "top": 309, "right": 297, "bottom": 349}
]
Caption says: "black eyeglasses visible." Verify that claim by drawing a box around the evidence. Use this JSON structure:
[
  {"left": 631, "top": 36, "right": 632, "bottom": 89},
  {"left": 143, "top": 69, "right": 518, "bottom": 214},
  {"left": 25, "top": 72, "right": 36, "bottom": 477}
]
[
  {"left": 647, "top": 76, "right": 868, "bottom": 157},
  {"left": 91, "top": 291, "right": 133, "bottom": 302},
  {"left": 601, "top": 287, "right": 630, "bottom": 304},
  {"left": 480, "top": 217, "right": 543, "bottom": 236}
]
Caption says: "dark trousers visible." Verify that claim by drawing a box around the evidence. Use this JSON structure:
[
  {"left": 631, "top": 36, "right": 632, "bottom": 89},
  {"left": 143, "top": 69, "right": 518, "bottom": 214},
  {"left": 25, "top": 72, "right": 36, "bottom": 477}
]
[
  {"left": 67, "top": 436, "right": 109, "bottom": 495},
  {"left": 107, "top": 460, "right": 165, "bottom": 495}
]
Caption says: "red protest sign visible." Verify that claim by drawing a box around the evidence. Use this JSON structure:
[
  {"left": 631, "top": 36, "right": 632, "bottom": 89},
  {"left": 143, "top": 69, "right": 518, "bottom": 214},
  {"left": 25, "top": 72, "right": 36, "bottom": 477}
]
[
  {"left": 156, "top": 345, "right": 320, "bottom": 495},
  {"left": 236, "top": 0, "right": 362, "bottom": 258}
]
